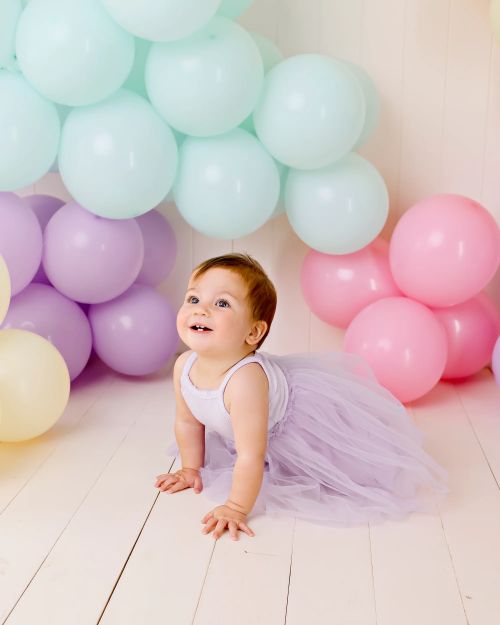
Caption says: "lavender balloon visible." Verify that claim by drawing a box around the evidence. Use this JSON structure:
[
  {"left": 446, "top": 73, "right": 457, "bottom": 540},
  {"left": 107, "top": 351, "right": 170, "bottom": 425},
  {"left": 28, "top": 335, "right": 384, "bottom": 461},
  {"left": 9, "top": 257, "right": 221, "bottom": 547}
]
[
  {"left": 1, "top": 283, "right": 92, "bottom": 380},
  {"left": 43, "top": 202, "right": 144, "bottom": 303},
  {"left": 0, "top": 192, "right": 42, "bottom": 295},
  {"left": 88, "top": 284, "right": 178, "bottom": 376},
  {"left": 25, "top": 194, "right": 65, "bottom": 284},
  {"left": 135, "top": 209, "right": 177, "bottom": 287},
  {"left": 493, "top": 337, "right": 500, "bottom": 387}
]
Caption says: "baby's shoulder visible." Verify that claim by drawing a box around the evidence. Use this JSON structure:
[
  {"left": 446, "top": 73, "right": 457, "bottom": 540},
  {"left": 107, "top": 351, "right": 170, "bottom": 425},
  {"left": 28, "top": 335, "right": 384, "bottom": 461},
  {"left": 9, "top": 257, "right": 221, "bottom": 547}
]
[
  {"left": 173, "top": 349, "right": 193, "bottom": 382},
  {"left": 226, "top": 360, "right": 269, "bottom": 396}
]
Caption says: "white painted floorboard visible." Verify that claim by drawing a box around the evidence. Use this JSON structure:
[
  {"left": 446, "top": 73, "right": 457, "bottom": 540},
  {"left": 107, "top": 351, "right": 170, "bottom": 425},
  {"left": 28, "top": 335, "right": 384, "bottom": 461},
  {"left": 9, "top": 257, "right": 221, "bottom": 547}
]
[{"left": 1, "top": 360, "right": 499, "bottom": 625}]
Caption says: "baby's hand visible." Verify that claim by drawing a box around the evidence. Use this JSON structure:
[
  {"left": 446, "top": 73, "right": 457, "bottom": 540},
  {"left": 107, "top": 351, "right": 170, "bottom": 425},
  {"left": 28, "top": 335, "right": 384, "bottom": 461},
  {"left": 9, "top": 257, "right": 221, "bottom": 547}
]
[
  {"left": 155, "top": 468, "right": 203, "bottom": 494},
  {"left": 201, "top": 505, "right": 255, "bottom": 541}
]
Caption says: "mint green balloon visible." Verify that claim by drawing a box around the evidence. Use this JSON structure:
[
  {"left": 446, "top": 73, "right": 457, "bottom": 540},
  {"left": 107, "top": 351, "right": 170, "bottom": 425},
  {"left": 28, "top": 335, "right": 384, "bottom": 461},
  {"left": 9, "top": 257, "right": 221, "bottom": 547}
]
[
  {"left": 217, "top": 0, "right": 253, "bottom": 19},
  {"left": 146, "top": 17, "right": 263, "bottom": 136},
  {"left": 123, "top": 38, "right": 151, "bottom": 98},
  {"left": 174, "top": 128, "right": 279, "bottom": 239},
  {"left": 59, "top": 89, "right": 178, "bottom": 219},
  {"left": 342, "top": 61, "right": 380, "bottom": 149},
  {"left": 254, "top": 54, "right": 366, "bottom": 170},
  {"left": 0, "top": 71, "right": 60, "bottom": 190},
  {"left": 285, "top": 153, "right": 389, "bottom": 254},
  {"left": 16, "top": 0, "right": 134, "bottom": 106},
  {"left": 101, "top": 0, "right": 221, "bottom": 42},
  {"left": 240, "top": 31, "right": 283, "bottom": 134},
  {"left": 0, "top": 0, "right": 22, "bottom": 72}
]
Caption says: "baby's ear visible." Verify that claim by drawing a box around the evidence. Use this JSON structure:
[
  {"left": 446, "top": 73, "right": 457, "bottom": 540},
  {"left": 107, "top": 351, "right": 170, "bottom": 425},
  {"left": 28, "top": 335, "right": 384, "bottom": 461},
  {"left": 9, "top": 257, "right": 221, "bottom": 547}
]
[{"left": 246, "top": 320, "right": 268, "bottom": 346}]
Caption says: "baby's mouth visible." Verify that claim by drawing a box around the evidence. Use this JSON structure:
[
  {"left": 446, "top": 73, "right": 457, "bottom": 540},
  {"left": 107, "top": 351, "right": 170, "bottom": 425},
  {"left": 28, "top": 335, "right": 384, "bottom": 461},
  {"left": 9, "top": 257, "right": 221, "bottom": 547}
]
[{"left": 190, "top": 324, "right": 213, "bottom": 333}]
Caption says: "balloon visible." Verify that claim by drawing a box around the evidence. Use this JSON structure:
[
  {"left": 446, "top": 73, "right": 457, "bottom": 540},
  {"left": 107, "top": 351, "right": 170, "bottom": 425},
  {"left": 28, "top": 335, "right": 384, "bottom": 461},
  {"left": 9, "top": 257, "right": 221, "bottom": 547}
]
[
  {"left": 342, "top": 61, "right": 380, "bottom": 148},
  {"left": 0, "top": 192, "right": 42, "bottom": 295},
  {"left": 286, "top": 152, "right": 389, "bottom": 254},
  {"left": 0, "top": 71, "right": 60, "bottom": 190},
  {"left": 389, "top": 194, "right": 500, "bottom": 307},
  {"left": 43, "top": 202, "right": 144, "bottom": 304},
  {"left": 0, "top": 0, "right": 22, "bottom": 71},
  {"left": 89, "top": 284, "right": 178, "bottom": 376},
  {"left": 0, "top": 254, "right": 11, "bottom": 324},
  {"left": 16, "top": 0, "right": 134, "bottom": 106},
  {"left": 240, "top": 31, "right": 284, "bottom": 134},
  {"left": 59, "top": 89, "right": 178, "bottom": 219},
  {"left": 433, "top": 294, "right": 499, "bottom": 380},
  {"left": 493, "top": 337, "right": 500, "bottom": 387},
  {"left": 254, "top": 54, "right": 365, "bottom": 169},
  {"left": 135, "top": 209, "right": 177, "bottom": 286},
  {"left": 301, "top": 239, "right": 401, "bottom": 328},
  {"left": 0, "top": 329, "right": 70, "bottom": 442},
  {"left": 218, "top": 0, "right": 252, "bottom": 18},
  {"left": 100, "top": 0, "right": 221, "bottom": 42},
  {"left": 24, "top": 194, "right": 65, "bottom": 284},
  {"left": 344, "top": 297, "right": 448, "bottom": 403},
  {"left": 1, "top": 283, "right": 92, "bottom": 380},
  {"left": 123, "top": 37, "right": 151, "bottom": 98},
  {"left": 174, "top": 128, "right": 280, "bottom": 239},
  {"left": 48, "top": 105, "right": 72, "bottom": 173},
  {"left": 146, "top": 17, "right": 263, "bottom": 136}
]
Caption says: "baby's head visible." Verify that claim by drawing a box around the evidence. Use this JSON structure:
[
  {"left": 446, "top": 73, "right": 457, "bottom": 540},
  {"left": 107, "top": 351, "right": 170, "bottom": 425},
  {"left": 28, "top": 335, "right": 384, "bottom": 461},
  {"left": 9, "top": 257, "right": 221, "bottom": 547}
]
[{"left": 177, "top": 253, "right": 277, "bottom": 357}]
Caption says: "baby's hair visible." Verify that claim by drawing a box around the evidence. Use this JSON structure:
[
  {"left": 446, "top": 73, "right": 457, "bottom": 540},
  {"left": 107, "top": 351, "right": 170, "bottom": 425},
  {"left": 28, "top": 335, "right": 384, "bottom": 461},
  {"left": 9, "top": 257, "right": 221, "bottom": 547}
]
[{"left": 192, "top": 253, "right": 277, "bottom": 349}]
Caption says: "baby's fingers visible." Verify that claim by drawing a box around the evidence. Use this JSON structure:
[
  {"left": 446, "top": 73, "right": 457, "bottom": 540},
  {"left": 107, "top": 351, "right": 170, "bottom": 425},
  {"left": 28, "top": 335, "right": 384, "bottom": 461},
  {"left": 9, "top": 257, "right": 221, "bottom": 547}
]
[{"left": 238, "top": 522, "right": 255, "bottom": 537}]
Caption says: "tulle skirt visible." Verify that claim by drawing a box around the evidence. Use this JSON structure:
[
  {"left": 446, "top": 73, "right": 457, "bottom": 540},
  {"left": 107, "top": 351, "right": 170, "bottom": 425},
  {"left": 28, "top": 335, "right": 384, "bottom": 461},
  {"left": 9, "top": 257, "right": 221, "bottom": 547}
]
[{"left": 168, "top": 352, "right": 449, "bottom": 527}]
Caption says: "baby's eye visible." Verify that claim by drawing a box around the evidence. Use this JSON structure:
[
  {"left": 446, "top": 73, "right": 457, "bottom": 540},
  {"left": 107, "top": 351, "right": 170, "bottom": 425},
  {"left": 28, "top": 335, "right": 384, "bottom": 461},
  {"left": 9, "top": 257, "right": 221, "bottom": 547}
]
[
  {"left": 187, "top": 295, "right": 199, "bottom": 304},
  {"left": 215, "top": 299, "right": 230, "bottom": 308}
]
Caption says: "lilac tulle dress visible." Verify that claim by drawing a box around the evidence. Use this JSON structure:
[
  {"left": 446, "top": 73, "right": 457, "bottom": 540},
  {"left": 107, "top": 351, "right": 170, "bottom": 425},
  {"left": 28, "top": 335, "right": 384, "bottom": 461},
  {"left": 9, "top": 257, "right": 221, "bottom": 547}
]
[{"left": 166, "top": 350, "right": 449, "bottom": 526}]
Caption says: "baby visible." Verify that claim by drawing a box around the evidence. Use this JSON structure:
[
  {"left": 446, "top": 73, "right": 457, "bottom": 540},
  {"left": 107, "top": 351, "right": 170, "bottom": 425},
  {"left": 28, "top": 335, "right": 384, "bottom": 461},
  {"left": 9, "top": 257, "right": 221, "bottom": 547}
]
[{"left": 155, "top": 253, "right": 448, "bottom": 541}]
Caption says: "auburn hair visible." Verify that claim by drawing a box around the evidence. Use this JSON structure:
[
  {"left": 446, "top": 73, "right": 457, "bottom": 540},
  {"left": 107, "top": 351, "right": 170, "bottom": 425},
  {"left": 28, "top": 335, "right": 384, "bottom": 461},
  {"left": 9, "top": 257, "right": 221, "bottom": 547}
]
[{"left": 192, "top": 253, "right": 277, "bottom": 350}]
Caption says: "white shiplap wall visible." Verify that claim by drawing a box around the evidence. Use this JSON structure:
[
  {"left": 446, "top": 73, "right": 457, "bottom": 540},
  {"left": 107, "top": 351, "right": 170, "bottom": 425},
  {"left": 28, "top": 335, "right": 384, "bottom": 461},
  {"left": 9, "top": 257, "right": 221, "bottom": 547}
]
[{"left": 31, "top": 0, "right": 500, "bottom": 355}]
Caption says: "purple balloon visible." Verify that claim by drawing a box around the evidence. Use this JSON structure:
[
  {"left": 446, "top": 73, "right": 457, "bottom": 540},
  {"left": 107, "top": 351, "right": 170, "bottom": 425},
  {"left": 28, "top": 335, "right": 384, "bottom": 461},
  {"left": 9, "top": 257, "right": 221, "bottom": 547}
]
[
  {"left": 43, "top": 202, "right": 144, "bottom": 303},
  {"left": 1, "top": 283, "right": 92, "bottom": 380},
  {"left": 24, "top": 194, "right": 65, "bottom": 284},
  {"left": 88, "top": 284, "right": 178, "bottom": 376},
  {"left": 0, "top": 192, "right": 42, "bottom": 295},
  {"left": 135, "top": 209, "right": 177, "bottom": 287},
  {"left": 493, "top": 337, "right": 500, "bottom": 387}
]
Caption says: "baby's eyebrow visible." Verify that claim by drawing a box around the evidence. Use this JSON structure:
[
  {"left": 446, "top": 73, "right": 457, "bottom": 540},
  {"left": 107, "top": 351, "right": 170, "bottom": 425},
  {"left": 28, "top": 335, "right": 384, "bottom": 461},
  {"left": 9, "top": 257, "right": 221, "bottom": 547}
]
[{"left": 186, "top": 288, "right": 238, "bottom": 300}]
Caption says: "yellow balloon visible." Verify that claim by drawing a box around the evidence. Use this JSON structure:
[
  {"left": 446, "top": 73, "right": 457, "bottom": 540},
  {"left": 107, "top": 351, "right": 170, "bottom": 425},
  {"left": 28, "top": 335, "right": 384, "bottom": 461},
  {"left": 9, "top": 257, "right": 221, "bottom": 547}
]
[
  {"left": 491, "top": 0, "right": 500, "bottom": 39},
  {"left": 0, "top": 254, "right": 11, "bottom": 325},
  {"left": 0, "top": 329, "right": 70, "bottom": 442}
]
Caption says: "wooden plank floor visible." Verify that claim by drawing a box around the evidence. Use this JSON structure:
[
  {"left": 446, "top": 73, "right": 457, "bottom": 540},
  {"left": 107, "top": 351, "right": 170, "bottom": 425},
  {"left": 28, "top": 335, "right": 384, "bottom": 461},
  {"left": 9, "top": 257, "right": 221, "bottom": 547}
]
[{"left": 1, "top": 358, "right": 499, "bottom": 625}]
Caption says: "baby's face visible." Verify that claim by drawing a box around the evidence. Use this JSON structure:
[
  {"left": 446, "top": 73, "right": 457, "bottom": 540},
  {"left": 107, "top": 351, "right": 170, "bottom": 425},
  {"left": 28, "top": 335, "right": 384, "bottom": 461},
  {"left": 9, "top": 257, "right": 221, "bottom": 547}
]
[{"left": 177, "top": 267, "right": 256, "bottom": 356}]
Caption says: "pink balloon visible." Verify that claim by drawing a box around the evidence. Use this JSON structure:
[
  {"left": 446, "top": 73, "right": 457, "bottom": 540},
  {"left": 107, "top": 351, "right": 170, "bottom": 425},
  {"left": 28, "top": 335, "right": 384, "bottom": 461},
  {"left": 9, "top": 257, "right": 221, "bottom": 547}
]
[
  {"left": 135, "top": 209, "right": 177, "bottom": 287},
  {"left": 433, "top": 293, "right": 500, "bottom": 379},
  {"left": 88, "top": 284, "right": 178, "bottom": 376},
  {"left": 24, "top": 194, "right": 65, "bottom": 284},
  {"left": 344, "top": 297, "right": 448, "bottom": 403},
  {"left": 43, "top": 202, "right": 144, "bottom": 304},
  {"left": 301, "top": 238, "right": 401, "bottom": 328},
  {"left": 0, "top": 192, "right": 42, "bottom": 295},
  {"left": 389, "top": 194, "right": 500, "bottom": 307}
]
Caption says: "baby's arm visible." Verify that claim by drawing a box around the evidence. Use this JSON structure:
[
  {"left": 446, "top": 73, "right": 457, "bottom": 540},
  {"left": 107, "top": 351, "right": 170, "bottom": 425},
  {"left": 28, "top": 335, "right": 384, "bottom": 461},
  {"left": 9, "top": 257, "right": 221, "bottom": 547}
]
[
  {"left": 155, "top": 350, "right": 205, "bottom": 494},
  {"left": 224, "top": 363, "right": 269, "bottom": 515}
]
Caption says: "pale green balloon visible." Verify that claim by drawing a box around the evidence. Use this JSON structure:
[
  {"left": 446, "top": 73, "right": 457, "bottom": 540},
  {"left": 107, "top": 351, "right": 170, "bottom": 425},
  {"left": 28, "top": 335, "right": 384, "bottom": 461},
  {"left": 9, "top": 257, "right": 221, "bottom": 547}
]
[
  {"left": 0, "top": 71, "right": 60, "bottom": 190},
  {"left": 270, "top": 160, "right": 288, "bottom": 218},
  {"left": 0, "top": 0, "right": 22, "bottom": 71},
  {"left": 174, "top": 128, "right": 280, "bottom": 239},
  {"left": 240, "top": 31, "right": 283, "bottom": 134},
  {"left": 123, "top": 37, "right": 151, "bottom": 98},
  {"left": 100, "top": 0, "right": 221, "bottom": 42},
  {"left": 254, "top": 54, "right": 366, "bottom": 170},
  {"left": 217, "top": 0, "right": 252, "bottom": 19},
  {"left": 342, "top": 60, "right": 380, "bottom": 149},
  {"left": 16, "top": 0, "right": 135, "bottom": 106},
  {"left": 146, "top": 17, "right": 263, "bottom": 136},
  {"left": 285, "top": 152, "right": 389, "bottom": 254},
  {"left": 59, "top": 89, "right": 178, "bottom": 219}
]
